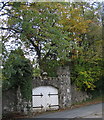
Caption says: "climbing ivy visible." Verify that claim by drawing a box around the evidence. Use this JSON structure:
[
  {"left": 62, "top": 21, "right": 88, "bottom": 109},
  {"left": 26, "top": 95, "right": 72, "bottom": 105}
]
[{"left": 2, "top": 48, "right": 33, "bottom": 101}]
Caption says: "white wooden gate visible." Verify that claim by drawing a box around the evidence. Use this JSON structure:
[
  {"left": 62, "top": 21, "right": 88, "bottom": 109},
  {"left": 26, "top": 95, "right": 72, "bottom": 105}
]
[{"left": 32, "top": 86, "right": 59, "bottom": 110}]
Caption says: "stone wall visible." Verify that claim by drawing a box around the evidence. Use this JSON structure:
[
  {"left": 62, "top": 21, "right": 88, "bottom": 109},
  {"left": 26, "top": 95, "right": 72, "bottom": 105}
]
[
  {"left": 71, "top": 84, "right": 92, "bottom": 104},
  {"left": 2, "top": 66, "right": 91, "bottom": 114},
  {"left": 2, "top": 87, "right": 30, "bottom": 115},
  {"left": 2, "top": 89, "right": 17, "bottom": 114},
  {"left": 2, "top": 66, "right": 71, "bottom": 114}
]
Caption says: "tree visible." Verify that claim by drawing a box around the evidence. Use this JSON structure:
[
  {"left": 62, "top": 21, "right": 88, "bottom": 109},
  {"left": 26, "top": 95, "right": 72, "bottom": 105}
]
[
  {"left": 1, "top": 2, "right": 103, "bottom": 92},
  {"left": 1, "top": 2, "right": 92, "bottom": 72},
  {"left": 70, "top": 2, "right": 103, "bottom": 92},
  {"left": 2, "top": 48, "right": 33, "bottom": 101}
]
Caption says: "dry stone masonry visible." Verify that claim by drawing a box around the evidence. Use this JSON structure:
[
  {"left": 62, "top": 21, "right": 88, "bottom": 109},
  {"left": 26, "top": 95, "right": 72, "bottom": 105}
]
[{"left": 2, "top": 66, "right": 91, "bottom": 114}]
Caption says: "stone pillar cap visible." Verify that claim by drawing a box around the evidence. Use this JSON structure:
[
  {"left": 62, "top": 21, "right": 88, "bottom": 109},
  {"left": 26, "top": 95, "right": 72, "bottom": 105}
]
[{"left": 42, "top": 72, "right": 48, "bottom": 76}]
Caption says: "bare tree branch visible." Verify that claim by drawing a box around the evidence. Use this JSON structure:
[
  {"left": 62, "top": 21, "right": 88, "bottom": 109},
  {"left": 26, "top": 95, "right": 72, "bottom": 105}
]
[
  {"left": 29, "top": 38, "right": 41, "bottom": 64},
  {"left": 0, "top": 2, "right": 9, "bottom": 11},
  {"left": 0, "top": 27, "right": 23, "bottom": 33}
]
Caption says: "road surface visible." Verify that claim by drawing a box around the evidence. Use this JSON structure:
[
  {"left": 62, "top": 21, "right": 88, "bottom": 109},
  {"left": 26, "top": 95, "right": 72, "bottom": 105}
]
[{"left": 35, "top": 103, "right": 103, "bottom": 118}]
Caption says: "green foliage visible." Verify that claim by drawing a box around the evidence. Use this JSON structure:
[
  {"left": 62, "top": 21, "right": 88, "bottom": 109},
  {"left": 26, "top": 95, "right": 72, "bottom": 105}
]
[
  {"left": 6, "top": 2, "right": 92, "bottom": 65},
  {"left": 2, "top": 48, "right": 33, "bottom": 100},
  {"left": 71, "top": 57, "right": 102, "bottom": 91},
  {"left": 41, "top": 60, "right": 60, "bottom": 77},
  {"left": 1, "top": 2, "right": 103, "bottom": 92},
  {"left": 70, "top": 2, "right": 102, "bottom": 92},
  {"left": 33, "top": 67, "right": 41, "bottom": 77}
]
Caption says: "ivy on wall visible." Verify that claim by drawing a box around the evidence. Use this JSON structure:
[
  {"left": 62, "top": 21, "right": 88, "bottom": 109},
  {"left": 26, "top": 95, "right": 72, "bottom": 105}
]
[{"left": 2, "top": 48, "right": 33, "bottom": 101}]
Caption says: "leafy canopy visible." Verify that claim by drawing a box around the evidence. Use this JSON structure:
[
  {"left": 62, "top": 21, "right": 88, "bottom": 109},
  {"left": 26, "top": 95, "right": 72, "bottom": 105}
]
[{"left": 1, "top": 2, "right": 103, "bottom": 92}]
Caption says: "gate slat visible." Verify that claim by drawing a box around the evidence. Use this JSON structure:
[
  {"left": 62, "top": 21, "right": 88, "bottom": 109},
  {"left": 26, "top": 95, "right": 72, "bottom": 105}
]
[
  {"left": 49, "top": 104, "right": 59, "bottom": 108},
  {"left": 48, "top": 93, "right": 58, "bottom": 97},
  {"left": 33, "top": 105, "right": 43, "bottom": 108},
  {"left": 32, "top": 93, "right": 43, "bottom": 97}
]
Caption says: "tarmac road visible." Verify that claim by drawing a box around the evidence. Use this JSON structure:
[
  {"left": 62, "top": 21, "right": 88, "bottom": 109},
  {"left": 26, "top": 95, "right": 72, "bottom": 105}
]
[{"left": 35, "top": 103, "right": 103, "bottom": 119}]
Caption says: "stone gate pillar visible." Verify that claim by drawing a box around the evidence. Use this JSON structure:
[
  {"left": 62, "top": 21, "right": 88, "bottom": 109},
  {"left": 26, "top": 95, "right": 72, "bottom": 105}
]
[{"left": 57, "top": 66, "right": 71, "bottom": 108}]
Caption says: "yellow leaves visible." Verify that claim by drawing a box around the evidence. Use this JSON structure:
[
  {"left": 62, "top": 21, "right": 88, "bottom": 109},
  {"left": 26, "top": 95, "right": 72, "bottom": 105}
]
[
  {"left": 69, "top": 8, "right": 81, "bottom": 15},
  {"left": 72, "top": 55, "right": 77, "bottom": 59},
  {"left": 21, "top": 4, "right": 28, "bottom": 10},
  {"left": 76, "top": 37, "right": 82, "bottom": 42},
  {"left": 79, "top": 70, "right": 96, "bottom": 90},
  {"left": 86, "top": 20, "right": 92, "bottom": 24},
  {"left": 59, "top": 17, "right": 90, "bottom": 35},
  {"left": 80, "top": 71, "right": 87, "bottom": 76},
  {"left": 58, "top": 5, "right": 93, "bottom": 36},
  {"left": 83, "top": 81, "right": 96, "bottom": 90}
]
